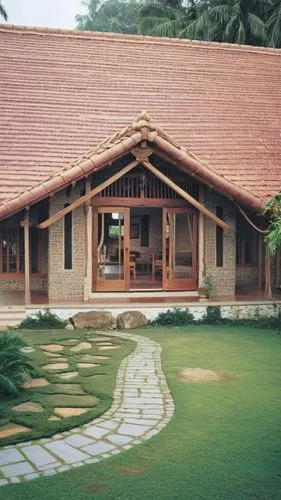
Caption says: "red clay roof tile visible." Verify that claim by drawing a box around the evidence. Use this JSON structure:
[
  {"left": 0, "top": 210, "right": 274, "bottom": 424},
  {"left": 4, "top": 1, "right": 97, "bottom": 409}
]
[{"left": 0, "top": 24, "right": 280, "bottom": 215}]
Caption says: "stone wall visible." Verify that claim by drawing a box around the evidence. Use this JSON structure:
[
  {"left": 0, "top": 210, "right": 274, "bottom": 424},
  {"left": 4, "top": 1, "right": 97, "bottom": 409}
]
[
  {"left": 48, "top": 184, "right": 86, "bottom": 301},
  {"left": 0, "top": 278, "right": 47, "bottom": 291},
  {"left": 205, "top": 193, "right": 236, "bottom": 297}
]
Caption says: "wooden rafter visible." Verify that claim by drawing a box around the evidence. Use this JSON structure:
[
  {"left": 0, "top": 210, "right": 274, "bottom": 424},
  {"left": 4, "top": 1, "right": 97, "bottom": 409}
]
[
  {"left": 141, "top": 160, "right": 232, "bottom": 232},
  {"left": 38, "top": 159, "right": 139, "bottom": 229}
]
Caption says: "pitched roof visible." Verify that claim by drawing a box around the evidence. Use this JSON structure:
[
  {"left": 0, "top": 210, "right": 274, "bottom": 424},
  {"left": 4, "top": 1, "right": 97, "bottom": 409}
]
[{"left": 0, "top": 24, "right": 280, "bottom": 217}]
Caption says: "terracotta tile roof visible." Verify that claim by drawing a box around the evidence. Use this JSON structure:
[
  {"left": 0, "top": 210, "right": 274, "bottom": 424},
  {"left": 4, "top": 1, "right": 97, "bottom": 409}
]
[{"left": 0, "top": 24, "right": 280, "bottom": 217}]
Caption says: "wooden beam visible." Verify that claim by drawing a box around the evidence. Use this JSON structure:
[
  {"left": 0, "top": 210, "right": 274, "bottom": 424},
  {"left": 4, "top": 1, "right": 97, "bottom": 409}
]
[
  {"left": 142, "top": 160, "right": 232, "bottom": 232},
  {"left": 264, "top": 244, "right": 272, "bottom": 299},
  {"left": 38, "top": 160, "right": 139, "bottom": 229},
  {"left": 198, "top": 186, "right": 205, "bottom": 286},
  {"left": 258, "top": 234, "right": 263, "bottom": 288},
  {"left": 23, "top": 208, "right": 31, "bottom": 305}
]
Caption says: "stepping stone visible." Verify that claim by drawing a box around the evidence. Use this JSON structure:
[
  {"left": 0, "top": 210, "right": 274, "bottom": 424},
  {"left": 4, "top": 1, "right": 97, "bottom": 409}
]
[
  {"left": 118, "top": 423, "right": 150, "bottom": 437},
  {"left": 53, "top": 384, "right": 86, "bottom": 395},
  {"left": 20, "top": 347, "right": 35, "bottom": 353},
  {"left": 78, "top": 354, "right": 109, "bottom": 362},
  {"left": 44, "top": 352, "right": 62, "bottom": 358},
  {"left": 95, "top": 342, "right": 113, "bottom": 346},
  {"left": 42, "top": 363, "right": 69, "bottom": 371},
  {"left": 0, "top": 424, "right": 31, "bottom": 439},
  {"left": 99, "top": 346, "right": 120, "bottom": 350},
  {"left": 65, "top": 434, "right": 93, "bottom": 448},
  {"left": 44, "top": 440, "right": 90, "bottom": 464},
  {"left": 22, "top": 378, "right": 49, "bottom": 389},
  {"left": 0, "top": 461, "right": 35, "bottom": 478},
  {"left": 82, "top": 441, "right": 115, "bottom": 456},
  {"left": 0, "top": 448, "right": 24, "bottom": 466},
  {"left": 108, "top": 434, "right": 133, "bottom": 446},
  {"left": 48, "top": 416, "right": 61, "bottom": 421},
  {"left": 47, "top": 357, "right": 68, "bottom": 362},
  {"left": 40, "top": 344, "right": 64, "bottom": 353},
  {"left": 57, "top": 371, "right": 78, "bottom": 380},
  {"left": 21, "top": 444, "right": 58, "bottom": 468},
  {"left": 70, "top": 342, "right": 92, "bottom": 352},
  {"left": 12, "top": 402, "right": 44, "bottom": 413},
  {"left": 47, "top": 394, "right": 98, "bottom": 407},
  {"left": 77, "top": 363, "right": 100, "bottom": 368},
  {"left": 59, "top": 339, "right": 78, "bottom": 345},
  {"left": 54, "top": 407, "right": 88, "bottom": 418}
]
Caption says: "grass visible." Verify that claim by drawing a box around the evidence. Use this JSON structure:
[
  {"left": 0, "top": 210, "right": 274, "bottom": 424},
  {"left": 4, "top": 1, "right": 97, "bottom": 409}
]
[
  {"left": 2, "top": 325, "right": 281, "bottom": 500},
  {"left": 0, "top": 329, "right": 134, "bottom": 446}
]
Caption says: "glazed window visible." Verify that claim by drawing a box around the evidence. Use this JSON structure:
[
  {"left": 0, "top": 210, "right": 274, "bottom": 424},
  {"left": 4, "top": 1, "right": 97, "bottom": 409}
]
[
  {"left": 236, "top": 216, "right": 258, "bottom": 265},
  {"left": 64, "top": 208, "right": 72, "bottom": 270},
  {"left": 0, "top": 226, "right": 40, "bottom": 274},
  {"left": 216, "top": 206, "right": 223, "bottom": 267}
]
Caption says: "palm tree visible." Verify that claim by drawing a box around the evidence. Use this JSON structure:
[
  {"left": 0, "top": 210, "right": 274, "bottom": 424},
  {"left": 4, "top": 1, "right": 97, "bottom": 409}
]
[
  {"left": 76, "top": 0, "right": 139, "bottom": 34},
  {"left": 0, "top": 2, "right": 7, "bottom": 21},
  {"left": 266, "top": 0, "right": 281, "bottom": 47},
  {"left": 0, "top": 332, "right": 38, "bottom": 396}
]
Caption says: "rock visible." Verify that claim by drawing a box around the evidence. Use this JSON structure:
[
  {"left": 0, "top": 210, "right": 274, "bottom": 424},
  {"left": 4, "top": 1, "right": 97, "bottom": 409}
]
[
  {"left": 117, "top": 311, "right": 148, "bottom": 330},
  {"left": 12, "top": 402, "right": 44, "bottom": 413},
  {"left": 0, "top": 424, "right": 31, "bottom": 439},
  {"left": 71, "top": 311, "right": 113, "bottom": 330},
  {"left": 65, "top": 322, "right": 74, "bottom": 331}
]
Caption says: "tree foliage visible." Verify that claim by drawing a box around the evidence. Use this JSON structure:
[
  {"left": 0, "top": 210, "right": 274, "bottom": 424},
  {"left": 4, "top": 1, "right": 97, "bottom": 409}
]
[
  {"left": 0, "top": 332, "right": 38, "bottom": 396},
  {"left": 264, "top": 193, "right": 281, "bottom": 256},
  {"left": 0, "top": 2, "right": 7, "bottom": 21},
  {"left": 76, "top": 0, "right": 281, "bottom": 48}
]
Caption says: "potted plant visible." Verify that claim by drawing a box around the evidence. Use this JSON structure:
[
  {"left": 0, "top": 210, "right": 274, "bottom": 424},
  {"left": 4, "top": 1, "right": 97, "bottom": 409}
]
[{"left": 198, "top": 275, "right": 213, "bottom": 300}]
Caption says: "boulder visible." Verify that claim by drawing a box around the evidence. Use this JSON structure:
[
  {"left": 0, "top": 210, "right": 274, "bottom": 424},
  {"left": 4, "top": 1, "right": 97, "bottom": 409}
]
[
  {"left": 71, "top": 311, "right": 113, "bottom": 330},
  {"left": 117, "top": 311, "right": 148, "bottom": 330}
]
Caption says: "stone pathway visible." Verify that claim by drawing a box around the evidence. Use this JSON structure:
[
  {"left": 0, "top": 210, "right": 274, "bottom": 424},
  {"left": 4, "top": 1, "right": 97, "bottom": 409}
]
[{"left": 0, "top": 331, "right": 174, "bottom": 486}]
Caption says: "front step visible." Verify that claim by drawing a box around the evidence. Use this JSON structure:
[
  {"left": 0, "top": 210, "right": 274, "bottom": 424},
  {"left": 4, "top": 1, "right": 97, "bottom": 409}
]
[{"left": 0, "top": 306, "right": 27, "bottom": 329}]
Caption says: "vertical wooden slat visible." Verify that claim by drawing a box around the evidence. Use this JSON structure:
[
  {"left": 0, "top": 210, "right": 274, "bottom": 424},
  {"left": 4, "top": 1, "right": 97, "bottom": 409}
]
[
  {"left": 276, "top": 247, "right": 281, "bottom": 288},
  {"left": 264, "top": 244, "right": 272, "bottom": 299},
  {"left": 258, "top": 233, "right": 263, "bottom": 288},
  {"left": 198, "top": 186, "right": 205, "bottom": 287},
  {"left": 124, "top": 207, "right": 130, "bottom": 290},
  {"left": 24, "top": 208, "right": 31, "bottom": 304}
]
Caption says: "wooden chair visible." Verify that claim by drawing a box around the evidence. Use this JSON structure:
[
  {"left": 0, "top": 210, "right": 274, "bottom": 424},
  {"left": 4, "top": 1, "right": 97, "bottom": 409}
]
[{"left": 152, "top": 254, "right": 164, "bottom": 281}]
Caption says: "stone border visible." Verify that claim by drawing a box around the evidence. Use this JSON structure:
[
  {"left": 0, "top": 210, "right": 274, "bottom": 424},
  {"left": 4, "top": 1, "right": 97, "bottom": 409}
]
[{"left": 0, "top": 331, "right": 174, "bottom": 486}]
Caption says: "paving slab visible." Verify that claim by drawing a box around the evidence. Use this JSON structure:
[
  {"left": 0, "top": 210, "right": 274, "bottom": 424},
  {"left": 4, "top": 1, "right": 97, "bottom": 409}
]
[{"left": 0, "top": 330, "right": 174, "bottom": 487}]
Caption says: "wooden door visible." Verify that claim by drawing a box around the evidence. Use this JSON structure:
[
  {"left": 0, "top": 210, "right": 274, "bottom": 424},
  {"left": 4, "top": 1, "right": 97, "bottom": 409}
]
[
  {"left": 162, "top": 208, "right": 197, "bottom": 291},
  {"left": 92, "top": 207, "right": 130, "bottom": 291}
]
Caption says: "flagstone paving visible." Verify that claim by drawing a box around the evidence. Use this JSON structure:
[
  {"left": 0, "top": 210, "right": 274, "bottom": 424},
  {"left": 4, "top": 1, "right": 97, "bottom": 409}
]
[{"left": 0, "top": 331, "right": 174, "bottom": 487}]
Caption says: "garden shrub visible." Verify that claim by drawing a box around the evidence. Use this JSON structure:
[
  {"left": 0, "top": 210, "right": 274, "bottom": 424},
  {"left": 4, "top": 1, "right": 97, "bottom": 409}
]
[
  {"left": 152, "top": 307, "right": 195, "bottom": 326},
  {"left": 200, "top": 306, "right": 228, "bottom": 325},
  {"left": 18, "top": 309, "right": 66, "bottom": 330},
  {"left": 0, "top": 332, "right": 39, "bottom": 396}
]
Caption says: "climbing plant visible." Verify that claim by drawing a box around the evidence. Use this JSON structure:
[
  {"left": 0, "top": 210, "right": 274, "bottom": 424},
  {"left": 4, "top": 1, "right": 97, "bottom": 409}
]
[{"left": 264, "top": 192, "right": 281, "bottom": 256}]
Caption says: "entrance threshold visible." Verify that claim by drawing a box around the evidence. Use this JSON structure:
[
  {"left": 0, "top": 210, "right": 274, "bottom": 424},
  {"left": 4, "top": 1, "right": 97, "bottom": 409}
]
[{"left": 90, "top": 290, "right": 199, "bottom": 299}]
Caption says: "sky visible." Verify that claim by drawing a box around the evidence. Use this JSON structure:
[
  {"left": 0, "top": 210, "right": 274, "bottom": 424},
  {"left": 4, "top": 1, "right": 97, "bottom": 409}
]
[{"left": 3, "top": 0, "right": 87, "bottom": 29}]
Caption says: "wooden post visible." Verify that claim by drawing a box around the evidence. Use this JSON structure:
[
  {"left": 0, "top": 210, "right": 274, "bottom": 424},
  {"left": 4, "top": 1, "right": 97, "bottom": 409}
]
[
  {"left": 84, "top": 179, "right": 92, "bottom": 301},
  {"left": 198, "top": 186, "right": 205, "bottom": 287},
  {"left": 264, "top": 244, "right": 272, "bottom": 299},
  {"left": 276, "top": 248, "right": 280, "bottom": 289},
  {"left": 24, "top": 208, "right": 31, "bottom": 305},
  {"left": 258, "top": 234, "right": 263, "bottom": 289}
]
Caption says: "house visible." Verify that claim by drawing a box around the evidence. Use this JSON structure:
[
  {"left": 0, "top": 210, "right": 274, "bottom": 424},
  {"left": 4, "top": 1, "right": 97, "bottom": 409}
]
[{"left": 0, "top": 24, "right": 280, "bottom": 309}]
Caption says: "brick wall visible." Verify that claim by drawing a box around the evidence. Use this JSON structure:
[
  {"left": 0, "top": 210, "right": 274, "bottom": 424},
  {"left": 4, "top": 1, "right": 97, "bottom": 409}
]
[
  {"left": 205, "top": 193, "right": 236, "bottom": 297},
  {"left": 0, "top": 278, "right": 47, "bottom": 291},
  {"left": 48, "top": 184, "right": 86, "bottom": 301}
]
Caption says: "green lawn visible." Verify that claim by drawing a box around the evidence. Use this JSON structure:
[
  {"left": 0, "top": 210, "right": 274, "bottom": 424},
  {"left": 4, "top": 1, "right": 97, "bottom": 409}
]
[
  {"left": 0, "top": 330, "right": 134, "bottom": 446},
  {"left": 2, "top": 326, "right": 281, "bottom": 500}
]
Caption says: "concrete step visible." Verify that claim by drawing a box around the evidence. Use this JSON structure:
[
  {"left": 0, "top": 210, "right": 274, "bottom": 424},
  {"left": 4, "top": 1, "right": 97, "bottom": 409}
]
[{"left": 0, "top": 307, "right": 27, "bottom": 328}]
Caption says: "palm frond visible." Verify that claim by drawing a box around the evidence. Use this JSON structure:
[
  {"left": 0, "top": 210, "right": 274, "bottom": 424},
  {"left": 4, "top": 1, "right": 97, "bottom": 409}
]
[
  {"left": 0, "top": 2, "right": 7, "bottom": 21},
  {"left": 0, "top": 374, "right": 19, "bottom": 396},
  {"left": 266, "top": 1, "right": 281, "bottom": 47}
]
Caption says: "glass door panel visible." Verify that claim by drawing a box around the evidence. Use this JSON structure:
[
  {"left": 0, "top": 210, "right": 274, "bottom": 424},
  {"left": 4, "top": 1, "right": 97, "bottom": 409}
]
[
  {"left": 93, "top": 207, "right": 130, "bottom": 291},
  {"left": 163, "top": 208, "right": 197, "bottom": 290}
]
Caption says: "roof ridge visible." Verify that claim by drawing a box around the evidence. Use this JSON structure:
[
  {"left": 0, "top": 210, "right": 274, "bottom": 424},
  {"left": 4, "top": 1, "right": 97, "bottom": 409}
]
[{"left": 0, "top": 23, "right": 280, "bottom": 57}]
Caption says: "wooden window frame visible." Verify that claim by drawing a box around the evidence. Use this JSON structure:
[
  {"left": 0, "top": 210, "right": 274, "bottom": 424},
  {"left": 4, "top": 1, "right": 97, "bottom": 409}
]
[
  {"left": 236, "top": 217, "right": 258, "bottom": 268},
  {"left": 216, "top": 206, "right": 224, "bottom": 267},
  {"left": 0, "top": 226, "right": 43, "bottom": 278},
  {"left": 64, "top": 206, "right": 73, "bottom": 270}
]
